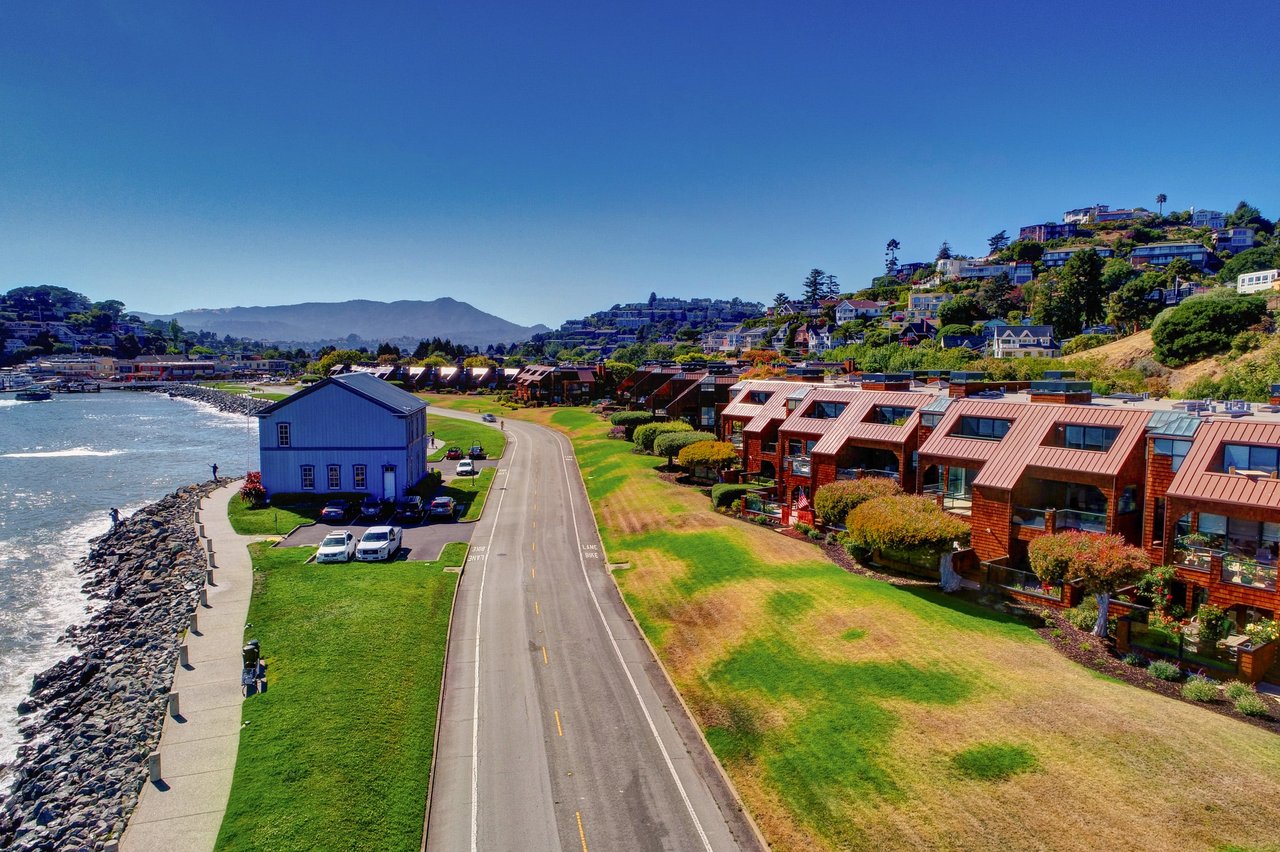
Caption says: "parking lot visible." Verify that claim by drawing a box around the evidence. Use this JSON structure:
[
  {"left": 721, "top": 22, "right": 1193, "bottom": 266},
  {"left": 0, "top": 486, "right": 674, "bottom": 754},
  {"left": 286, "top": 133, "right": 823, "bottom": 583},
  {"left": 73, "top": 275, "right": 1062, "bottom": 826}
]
[{"left": 280, "top": 512, "right": 474, "bottom": 562}]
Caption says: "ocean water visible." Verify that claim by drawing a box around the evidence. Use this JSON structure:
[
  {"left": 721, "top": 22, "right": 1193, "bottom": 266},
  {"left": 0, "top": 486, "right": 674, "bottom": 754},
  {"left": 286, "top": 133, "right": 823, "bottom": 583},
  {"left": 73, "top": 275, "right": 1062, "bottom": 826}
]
[{"left": 0, "top": 391, "right": 258, "bottom": 768}]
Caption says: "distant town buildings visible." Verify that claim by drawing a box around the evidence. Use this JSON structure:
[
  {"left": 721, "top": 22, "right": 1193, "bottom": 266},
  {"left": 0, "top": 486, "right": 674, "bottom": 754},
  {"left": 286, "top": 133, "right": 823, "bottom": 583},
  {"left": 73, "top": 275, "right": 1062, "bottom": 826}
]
[{"left": 1235, "top": 269, "right": 1280, "bottom": 294}]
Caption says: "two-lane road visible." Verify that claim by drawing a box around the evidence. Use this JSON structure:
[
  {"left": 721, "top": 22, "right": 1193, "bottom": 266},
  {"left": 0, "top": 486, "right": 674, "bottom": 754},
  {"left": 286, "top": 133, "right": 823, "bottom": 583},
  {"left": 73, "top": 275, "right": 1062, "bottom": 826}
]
[{"left": 425, "top": 409, "right": 757, "bottom": 851}]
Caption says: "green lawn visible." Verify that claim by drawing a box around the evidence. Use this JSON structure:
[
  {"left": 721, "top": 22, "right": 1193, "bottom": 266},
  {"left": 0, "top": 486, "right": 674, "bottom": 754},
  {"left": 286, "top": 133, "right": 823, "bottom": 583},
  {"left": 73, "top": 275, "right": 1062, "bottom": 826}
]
[
  {"left": 417, "top": 393, "right": 512, "bottom": 417},
  {"left": 201, "top": 381, "right": 292, "bottom": 401},
  {"left": 542, "top": 407, "right": 1280, "bottom": 852},
  {"left": 435, "top": 468, "right": 496, "bottom": 522},
  {"left": 215, "top": 541, "right": 465, "bottom": 852},
  {"left": 427, "top": 418, "right": 506, "bottom": 461},
  {"left": 226, "top": 496, "right": 317, "bottom": 535}
]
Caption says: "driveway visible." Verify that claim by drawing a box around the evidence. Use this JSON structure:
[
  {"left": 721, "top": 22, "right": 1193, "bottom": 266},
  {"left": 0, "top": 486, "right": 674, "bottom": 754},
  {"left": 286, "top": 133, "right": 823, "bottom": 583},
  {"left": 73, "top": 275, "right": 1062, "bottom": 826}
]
[{"left": 280, "top": 515, "right": 473, "bottom": 562}]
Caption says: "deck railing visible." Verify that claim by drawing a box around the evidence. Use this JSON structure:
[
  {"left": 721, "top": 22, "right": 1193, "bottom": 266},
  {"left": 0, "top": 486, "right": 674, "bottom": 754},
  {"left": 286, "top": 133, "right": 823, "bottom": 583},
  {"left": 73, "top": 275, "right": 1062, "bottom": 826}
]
[
  {"left": 1222, "top": 555, "right": 1279, "bottom": 591},
  {"left": 923, "top": 485, "right": 972, "bottom": 516},
  {"left": 787, "top": 456, "right": 812, "bottom": 476}
]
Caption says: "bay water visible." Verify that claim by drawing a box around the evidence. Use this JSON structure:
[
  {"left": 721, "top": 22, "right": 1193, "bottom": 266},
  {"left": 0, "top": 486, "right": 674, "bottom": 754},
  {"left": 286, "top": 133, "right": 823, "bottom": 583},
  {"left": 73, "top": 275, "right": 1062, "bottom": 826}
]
[{"left": 0, "top": 391, "right": 258, "bottom": 768}]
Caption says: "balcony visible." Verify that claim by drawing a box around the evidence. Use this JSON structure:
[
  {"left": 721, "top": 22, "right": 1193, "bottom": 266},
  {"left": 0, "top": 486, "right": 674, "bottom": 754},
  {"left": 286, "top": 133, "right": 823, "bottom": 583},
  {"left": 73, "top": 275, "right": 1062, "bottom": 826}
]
[
  {"left": 1222, "top": 555, "right": 1279, "bottom": 592},
  {"left": 761, "top": 441, "right": 778, "bottom": 454},
  {"left": 1172, "top": 536, "right": 1219, "bottom": 573},
  {"left": 787, "top": 456, "right": 812, "bottom": 476},
  {"left": 1011, "top": 507, "right": 1106, "bottom": 534},
  {"left": 729, "top": 434, "right": 744, "bottom": 449},
  {"left": 983, "top": 556, "right": 1063, "bottom": 601},
  {"left": 923, "top": 485, "right": 972, "bottom": 516},
  {"left": 836, "top": 467, "right": 900, "bottom": 482}
]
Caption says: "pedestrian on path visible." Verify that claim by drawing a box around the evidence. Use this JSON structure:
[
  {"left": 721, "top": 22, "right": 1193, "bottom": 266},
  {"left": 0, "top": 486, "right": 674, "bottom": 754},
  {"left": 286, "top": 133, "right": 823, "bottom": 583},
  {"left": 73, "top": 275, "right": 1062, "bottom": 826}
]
[
  {"left": 211, "top": 463, "right": 219, "bottom": 482},
  {"left": 109, "top": 507, "right": 120, "bottom": 531},
  {"left": 501, "top": 420, "right": 505, "bottom": 431}
]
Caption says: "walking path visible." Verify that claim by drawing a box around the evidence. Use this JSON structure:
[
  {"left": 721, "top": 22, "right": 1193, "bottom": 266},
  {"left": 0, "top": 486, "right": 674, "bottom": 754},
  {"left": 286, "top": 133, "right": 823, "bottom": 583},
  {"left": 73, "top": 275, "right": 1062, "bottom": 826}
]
[{"left": 121, "top": 483, "right": 260, "bottom": 851}]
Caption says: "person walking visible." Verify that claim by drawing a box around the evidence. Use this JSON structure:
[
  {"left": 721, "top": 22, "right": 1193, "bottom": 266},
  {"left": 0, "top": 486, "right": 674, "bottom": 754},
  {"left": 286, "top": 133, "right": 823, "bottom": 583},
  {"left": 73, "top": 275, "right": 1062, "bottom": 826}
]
[
  {"left": 210, "top": 463, "right": 219, "bottom": 482},
  {"left": 109, "top": 507, "right": 120, "bottom": 531}
]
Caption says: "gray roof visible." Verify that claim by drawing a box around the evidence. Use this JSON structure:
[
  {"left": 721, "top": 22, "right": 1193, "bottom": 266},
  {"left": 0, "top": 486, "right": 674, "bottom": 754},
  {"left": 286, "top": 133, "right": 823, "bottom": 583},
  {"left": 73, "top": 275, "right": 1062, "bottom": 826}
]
[
  {"left": 255, "top": 370, "right": 426, "bottom": 417},
  {"left": 1146, "top": 409, "right": 1201, "bottom": 438},
  {"left": 920, "top": 396, "right": 955, "bottom": 414}
]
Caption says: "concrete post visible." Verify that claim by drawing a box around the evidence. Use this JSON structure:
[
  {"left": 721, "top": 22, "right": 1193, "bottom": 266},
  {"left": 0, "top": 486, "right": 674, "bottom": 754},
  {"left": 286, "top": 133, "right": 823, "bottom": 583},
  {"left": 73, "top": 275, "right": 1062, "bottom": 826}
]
[
  {"left": 205, "top": 539, "right": 215, "bottom": 555},
  {"left": 179, "top": 644, "right": 189, "bottom": 668},
  {"left": 199, "top": 588, "right": 209, "bottom": 608},
  {"left": 189, "top": 611, "right": 199, "bottom": 633},
  {"left": 207, "top": 552, "right": 216, "bottom": 570},
  {"left": 206, "top": 568, "right": 216, "bottom": 586},
  {"left": 147, "top": 752, "right": 162, "bottom": 782},
  {"left": 168, "top": 692, "right": 180, "bottom": 718},
  {"left": 194, "top": 511, "right": 202, "bottom": 525},
  {"left": 197, "top": 523, "right": 206, "bottom": 538}
]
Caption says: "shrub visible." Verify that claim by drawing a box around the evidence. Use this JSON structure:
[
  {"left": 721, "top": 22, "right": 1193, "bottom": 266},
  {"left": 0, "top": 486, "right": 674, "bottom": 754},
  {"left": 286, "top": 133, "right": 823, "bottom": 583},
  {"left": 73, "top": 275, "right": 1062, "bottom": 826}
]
[
  {"left": 1224, "top": 681, "right": 1255, "bottom": 702},
  {"left": 1195, "top": 603, "right": 1230, "bottom": 643},
  {"left": 794, "top": 522, "right": 814, "bottom": 536},
  {"left": 710, "top": 483, "right": 755, "bottom": 509},
  {"left": 1065, "top": 599, "right": 1099, "bottom": 631},
  {"left": 607, "top": 425, "right": 627, "bottom": 439},
  {"left": 1147, "top": 659, "right": 1182, "bottom": 681},
  {"left": 1245, "top": 618, "right": 1280, "bottom": 644},
  {"left": 633, "top": 421, "right": 693, "bottom": 453},
  {"left": 1151, "top": 292, "right": 1268, "bottom": 367},
  {"left": 239, "top": 471, "right": 266, "bottom": 507},
  {"left": 1181, "top": 676, "right": 1218, "bottom": 702},
  {"left": 1235, "top": 693, "right": 1270, "bottom": 718},
  {"left": 845, "top": 495, "right": 970, "bottom": 555},
  {"left": 654, "top": 430, "right": 717, "bottom": 463},
  {"left": 1028, "top": 531, "right": 1148, "bottom": 637},
  {"left": 298, "top": 374, "right": 322, "bottom": 384},
  {"left": 677, "top": 441, "right": 739, "bottom": 475},
  {"left": 812, "top": 478, "right": 903, "bottom": 528},
  {"left": 608, "top": 411, "right": 654, "bottom": 439},
  {"left": 1122, "top": 653, "right": 1145, "bottom": 667}
]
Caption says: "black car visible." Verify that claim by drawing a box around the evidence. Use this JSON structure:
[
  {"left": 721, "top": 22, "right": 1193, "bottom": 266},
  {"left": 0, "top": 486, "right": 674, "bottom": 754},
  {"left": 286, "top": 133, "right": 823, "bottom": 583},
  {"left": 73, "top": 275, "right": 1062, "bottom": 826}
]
[
  {"left": 319, "top": 499, "right": 350, "bottom": 522},
  {"left": 394, "top": 496, "right": 425, "bottom": 523},
  {"left": 360, "top": 496, "right": 385, "bottom": 519},
  {"left": 468, "top": 444, "right": 487, "bottom": 460}
]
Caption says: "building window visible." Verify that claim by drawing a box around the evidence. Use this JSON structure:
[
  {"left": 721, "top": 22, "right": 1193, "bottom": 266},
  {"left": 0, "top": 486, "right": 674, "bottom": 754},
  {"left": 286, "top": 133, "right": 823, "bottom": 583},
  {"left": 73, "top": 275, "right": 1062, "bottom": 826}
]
[
  {"left": 328, "top": 465, "right": 341, "bottom": 490},
  {"left": 954, "top": 416, "right": 1012, "bottom": 440},
  {"left": 700, "top": 406, "right": 715, "bottom": 427},
  {"left": 1117, "top": 486, "right": 1138, "bottom": 514},
  {"left": 300, "top": 465, "right": 315, "bottom": 490},
  {"left": 870, "top": 405, "right": 915, "bottom": 425},
  {"left": 1153, "top": 438, "right": 1192, "bottom": 471},
  {"left": 805, "top": 400, "right": 847, "bottom": 419},
  {"left": 1057, "top": 424, "right": 1120, "bottom": 452},
  {"left": 354, "top": 464, "right": 367, "bottom": 490},
  {"left": 787, "top": 438, "right": 816, "bottom": 457},
  {"left": 277, "top": 422, "right": 291, "bottom": 447},
  {"left": 1223, "top": 444, "right": 1280, "bottom": 475}
]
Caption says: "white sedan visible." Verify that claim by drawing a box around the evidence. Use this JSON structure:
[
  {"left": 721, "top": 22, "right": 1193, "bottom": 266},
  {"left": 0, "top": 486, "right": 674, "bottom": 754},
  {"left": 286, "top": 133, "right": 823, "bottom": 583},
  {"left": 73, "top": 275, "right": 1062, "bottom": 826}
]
[
  {"left": 315, "top": 530, "right": 356, "bottom": 563},
  {"left": 455, "top": 459, "right": 475, "bottom": 476},
  {"left": 356, "top": 526, "right": 403, "bottom": 562}
]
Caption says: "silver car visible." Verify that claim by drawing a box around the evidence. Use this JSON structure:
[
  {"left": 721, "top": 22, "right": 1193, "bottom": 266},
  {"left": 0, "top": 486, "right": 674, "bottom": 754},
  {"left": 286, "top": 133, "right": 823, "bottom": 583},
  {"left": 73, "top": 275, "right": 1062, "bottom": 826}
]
[
  {"left": 315, "top": 530, "right": 356, "bottom": 563},
  {"left": 355, "top": 526, "right": 403, "bottom": 562}
]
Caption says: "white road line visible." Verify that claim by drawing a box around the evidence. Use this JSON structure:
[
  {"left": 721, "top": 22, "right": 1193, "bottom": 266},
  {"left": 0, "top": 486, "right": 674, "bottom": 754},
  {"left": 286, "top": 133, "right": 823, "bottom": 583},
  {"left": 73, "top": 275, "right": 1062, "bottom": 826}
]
[
  {"left": 470, "top": 431, "right": 516, "bottom": 852},
  {"left": 556, "top": 436, "right": 714, "bottom": 852}
]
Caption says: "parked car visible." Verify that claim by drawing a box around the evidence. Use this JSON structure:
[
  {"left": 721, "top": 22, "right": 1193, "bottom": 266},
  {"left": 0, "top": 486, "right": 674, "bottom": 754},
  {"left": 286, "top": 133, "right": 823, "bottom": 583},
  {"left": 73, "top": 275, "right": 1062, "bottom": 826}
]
[
  {"left": 455, "top": 459, "right": 475, "bottom": 477},
  {"left": 320, "top": 499, "right": 350, "bottom": 522},
  {"left": 429, "top": 496, "right": 457, "bottom": 520},
  {"left": 356, "top": 526, "right": 402, "bottom": 562},
  {"left": 394, "top": 496, "right": 426, "bottom": 523},
  {"left": 445, "top": 446, "right": 464, "bottom": 460},
  {"left": 360, "top": 495, "right": 385, "bottom": 519},
  {"left": 315, "top": 530, "right": 356, "bottom": 563},
  {"left": 481, "top": 413, "right": 497, "bottom": 422},
  {"left": 468, "top": 444, "right": 486, "bottom": 459}
]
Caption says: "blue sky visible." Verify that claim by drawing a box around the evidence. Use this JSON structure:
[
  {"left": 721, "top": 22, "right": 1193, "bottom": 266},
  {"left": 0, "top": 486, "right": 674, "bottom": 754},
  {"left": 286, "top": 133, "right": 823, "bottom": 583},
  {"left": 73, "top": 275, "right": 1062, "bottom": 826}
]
[{"left": 2, "top": 1, "right": 1277, "bottom": 328}]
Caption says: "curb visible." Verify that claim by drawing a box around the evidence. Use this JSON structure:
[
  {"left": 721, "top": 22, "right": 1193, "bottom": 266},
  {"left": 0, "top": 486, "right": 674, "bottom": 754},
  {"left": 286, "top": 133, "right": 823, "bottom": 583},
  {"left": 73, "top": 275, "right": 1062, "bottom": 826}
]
[
  {"left": 421, "top": 541, "right": 468, "bottom": 851},
  {"left": 555, "top": 423, "right": 770, "bottom": 852}
]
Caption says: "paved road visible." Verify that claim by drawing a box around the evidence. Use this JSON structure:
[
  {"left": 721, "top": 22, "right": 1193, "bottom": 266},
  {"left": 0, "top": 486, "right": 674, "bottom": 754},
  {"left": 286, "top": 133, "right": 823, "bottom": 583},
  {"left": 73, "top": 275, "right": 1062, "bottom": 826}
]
[{"left": 425, "top": 409, "right": 758, "bottom": 852}]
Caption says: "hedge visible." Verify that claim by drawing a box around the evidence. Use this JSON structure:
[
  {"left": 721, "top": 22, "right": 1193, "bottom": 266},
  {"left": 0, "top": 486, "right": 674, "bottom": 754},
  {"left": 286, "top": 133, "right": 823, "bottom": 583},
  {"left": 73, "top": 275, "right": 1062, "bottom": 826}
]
[
  {"left": 608, "top": 411, "right": 654, "bottom": 439},
  {"left": 845, "top": 495, "right": 970, "bottom": 554},
  {"left": 653, "top": 430, "right": 717, "bottom": 462},
  {"left": 711, "top": 484, "right": 755, "bottom": 509},
  {"left": 633, "top": 420, "right": 693, "bottom": 452},
  {"left": 813, "top": 478, "right": 902, "bottom": 527},
  {"left": 677, "top": 440, "right": 739, "bottom": 471}
]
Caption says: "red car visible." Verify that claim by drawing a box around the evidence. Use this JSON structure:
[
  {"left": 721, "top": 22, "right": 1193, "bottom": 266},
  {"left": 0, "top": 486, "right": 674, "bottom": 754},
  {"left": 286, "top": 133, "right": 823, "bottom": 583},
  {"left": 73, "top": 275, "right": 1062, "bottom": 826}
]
[{"left": 444, "top": 446, "right": 463, "bottom": 460}]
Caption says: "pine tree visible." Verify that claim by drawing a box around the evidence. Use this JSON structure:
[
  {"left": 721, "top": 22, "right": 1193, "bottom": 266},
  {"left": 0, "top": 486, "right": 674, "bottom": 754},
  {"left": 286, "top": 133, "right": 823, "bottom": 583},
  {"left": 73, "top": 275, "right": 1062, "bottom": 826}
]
[{"left": 936, "top": 241, "right": 952, "bottom": 261}]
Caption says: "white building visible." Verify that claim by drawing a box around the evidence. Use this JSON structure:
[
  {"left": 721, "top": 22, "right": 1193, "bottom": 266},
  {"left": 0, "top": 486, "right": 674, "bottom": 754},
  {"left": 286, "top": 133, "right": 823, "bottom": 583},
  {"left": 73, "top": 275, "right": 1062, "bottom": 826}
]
[
  {"left": 1235, "top": 269, "right": 1279, "bottom": 295},
  {"left": 833, "top": 300, "right": 883, "bottom": 324},
  {"left": 992, "top": 326, "right": 1059, "bottom": 359},
  {"left": 1192, "top": 209, "right": 1226, "bottom": 229}
]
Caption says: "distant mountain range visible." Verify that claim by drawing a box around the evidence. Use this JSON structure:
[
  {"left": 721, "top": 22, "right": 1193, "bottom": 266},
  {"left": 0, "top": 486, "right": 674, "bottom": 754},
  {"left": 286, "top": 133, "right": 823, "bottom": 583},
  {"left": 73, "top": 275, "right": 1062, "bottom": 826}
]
[{"left": 135, "top": 298, "right": 550, "bottom": 348}]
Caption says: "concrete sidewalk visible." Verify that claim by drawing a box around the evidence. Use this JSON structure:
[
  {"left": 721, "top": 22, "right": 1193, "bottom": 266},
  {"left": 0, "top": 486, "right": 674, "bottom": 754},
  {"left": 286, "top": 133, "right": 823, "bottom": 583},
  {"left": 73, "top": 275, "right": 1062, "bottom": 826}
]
[{"left": 121, "top": 484, "right": 262, "bottom": 852}]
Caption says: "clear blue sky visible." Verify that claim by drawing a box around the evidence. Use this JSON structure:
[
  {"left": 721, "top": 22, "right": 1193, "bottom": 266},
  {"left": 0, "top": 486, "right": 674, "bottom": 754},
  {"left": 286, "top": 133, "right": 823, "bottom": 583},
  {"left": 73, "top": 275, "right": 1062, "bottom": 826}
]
[{"left": 2, "top": 1, "right": 1277, "bottom": 328}]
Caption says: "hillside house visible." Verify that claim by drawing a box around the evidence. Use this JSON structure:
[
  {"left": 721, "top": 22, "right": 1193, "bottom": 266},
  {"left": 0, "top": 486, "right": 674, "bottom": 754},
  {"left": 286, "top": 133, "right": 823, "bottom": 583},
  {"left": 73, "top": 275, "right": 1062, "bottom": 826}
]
[
  {"left": 1236, "top": 269, "right": 1279, "bottom": 294},
  {"left": 253, "top": 371, "right": 428, "bottom": 502},
  {"left": 1130, "top": 242, "right": 1218, "bottom": 272},
  {"left": 991, "top": 326, "right": 1059, "bottom": 358},
  {"left": 834, "top": 300, "right": 883, "bottom": 324}
]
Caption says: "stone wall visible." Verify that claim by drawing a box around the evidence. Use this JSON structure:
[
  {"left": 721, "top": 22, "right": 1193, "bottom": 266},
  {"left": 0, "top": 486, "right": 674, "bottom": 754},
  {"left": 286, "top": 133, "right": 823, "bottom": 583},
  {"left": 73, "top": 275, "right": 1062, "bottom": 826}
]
[
  {"left": 140, "top": 383, "right": 272, "bottom": 416},
  {"left": 0, "top": 482, "right": 218, "bottom": 850}
]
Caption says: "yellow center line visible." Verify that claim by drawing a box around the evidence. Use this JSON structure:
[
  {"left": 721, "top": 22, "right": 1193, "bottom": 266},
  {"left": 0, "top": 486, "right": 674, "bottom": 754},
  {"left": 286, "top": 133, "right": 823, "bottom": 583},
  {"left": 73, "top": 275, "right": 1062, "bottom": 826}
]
[
  {"left": 542, "top": 646, "right": 549, "bottom": 666},
  {"left": 531, "top": 541, "right": 536, "bottom": 553},
  {"left": 554, "top": 709, "right": 563, "bottom": 736},
  {"left": 575, "top": 811, "right": 588, "bottom": 852},
  {"left": 531, "top": 567, "right": 536, "bottom": 579},
  {"left": 533, "top": 520, "right": 536, "bottom": 529},
  {"left": 534, "top": 600, "right": 540, "bottom": 616}
]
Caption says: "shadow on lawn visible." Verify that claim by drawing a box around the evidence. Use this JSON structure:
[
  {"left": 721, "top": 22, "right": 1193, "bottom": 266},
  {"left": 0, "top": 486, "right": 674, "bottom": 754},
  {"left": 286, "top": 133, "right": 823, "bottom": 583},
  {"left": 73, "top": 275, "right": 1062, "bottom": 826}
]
[{"left": 900, "top": 584, "right": 1047, "bottom": 631}]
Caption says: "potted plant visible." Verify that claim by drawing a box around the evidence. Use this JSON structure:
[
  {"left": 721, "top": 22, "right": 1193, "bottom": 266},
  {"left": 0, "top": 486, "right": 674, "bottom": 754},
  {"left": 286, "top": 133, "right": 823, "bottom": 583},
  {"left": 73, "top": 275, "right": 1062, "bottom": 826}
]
[{"left": 1196, "top": 603, "right": 1230, "bottom": 646}]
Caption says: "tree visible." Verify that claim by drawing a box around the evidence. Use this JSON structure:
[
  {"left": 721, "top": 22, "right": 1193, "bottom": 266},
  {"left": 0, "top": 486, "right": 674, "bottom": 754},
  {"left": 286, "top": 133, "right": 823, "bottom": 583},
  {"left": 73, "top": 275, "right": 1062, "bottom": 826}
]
[
  {"left": 1156, "top": 193, "right": 1167, "bottom": 216},
  {"left": 676, "top": 440, "right": 739, "bottom": 477},
  {"left": 741, "top": 364, "right": 788, "bottom": 380},
  {"left": 822, "top": 272, "right": 840, "bottom": 299},
  {"left": 773, "top": 292, "right": 790, "bottom": 309},
  {"left": 1107, "top": 272, "right": 1162, "bottom": 333},
  {"left": 654, "top": 430, "right": 717, "bottom": 467},
  {"left": 1058, "top": 248, "right": 1107, "bottom": 334},
  {"left": 1028, "top": 531, "right": 1148, "bottom": 637},
  {"left": 603, "top": 359, "right": 635, "bottom": 383},
  {"left": 987, "top": 230, "right": 1009, "bottom": 254},
  {"left": 936, "top": 241, "right": 953, "bottom": 261},
  {"left": 1151, "top": 291, "right": 1268, "bottom": 366},
  {"left": 463, "top": 354, "right": 497, "bottom": 368},
  {"left": 376, "top": 341, "right": 401, "bottom": 358},
  {"left": 648, "top": 291, "right": 657, "bottom": 307},
  {"left": 937, "top": 294, "right": 984, "bottom": 328},
  {"left": 885, "top": 239, "right": 901, "bottom": 276},
  {"left": 802, "top": 269, "right": 827, "bottom": 303},
  {"left": 845, "top": 495, "right": 970, "bottom": 560},
  {"left": 814, "top": 478, "right": 902, "bottom": 527},
  {"left": 977, "top": 272, "right": 1017, "bottom": 319}
]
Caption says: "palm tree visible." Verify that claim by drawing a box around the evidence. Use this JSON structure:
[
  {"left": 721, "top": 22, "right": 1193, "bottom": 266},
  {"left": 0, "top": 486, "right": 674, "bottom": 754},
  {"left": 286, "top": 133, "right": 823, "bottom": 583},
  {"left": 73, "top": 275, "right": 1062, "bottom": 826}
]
[{"left": 1156, "top": 193, "right": 1167, "bottom": 216}]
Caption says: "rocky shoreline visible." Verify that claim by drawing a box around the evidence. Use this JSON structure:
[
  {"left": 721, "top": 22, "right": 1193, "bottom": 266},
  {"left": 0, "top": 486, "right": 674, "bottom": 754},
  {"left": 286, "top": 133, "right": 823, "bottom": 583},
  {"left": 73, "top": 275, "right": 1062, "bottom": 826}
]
[
  {"left": 0, "top": 482, "right": 219, "bottom": 850},
  {"left": 137, "top": 383, "right": 272, "bottom": 416}
]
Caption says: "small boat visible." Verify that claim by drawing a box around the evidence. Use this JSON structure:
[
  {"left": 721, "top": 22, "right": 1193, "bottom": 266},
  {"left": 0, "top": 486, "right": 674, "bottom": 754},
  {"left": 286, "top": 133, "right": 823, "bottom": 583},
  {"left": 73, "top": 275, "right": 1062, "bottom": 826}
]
[{"left": 15, "top": 389, "right": 52, "bottom": 401}]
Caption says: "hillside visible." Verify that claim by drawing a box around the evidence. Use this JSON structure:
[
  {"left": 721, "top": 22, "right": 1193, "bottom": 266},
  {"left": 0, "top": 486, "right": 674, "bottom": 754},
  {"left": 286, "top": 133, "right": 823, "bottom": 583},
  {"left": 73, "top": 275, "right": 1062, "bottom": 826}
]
[
  {"left": 1063, "top": 329, "right": 1271, "bottom": 394},
  {"left": 136, "top": 298, "right": 549, "bottom": 347}
]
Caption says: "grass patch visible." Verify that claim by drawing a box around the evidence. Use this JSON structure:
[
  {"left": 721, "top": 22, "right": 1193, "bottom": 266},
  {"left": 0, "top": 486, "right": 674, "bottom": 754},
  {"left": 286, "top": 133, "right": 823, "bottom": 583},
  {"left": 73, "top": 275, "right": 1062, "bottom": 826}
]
[
  {"left": 950, "top": 742, "right": 1040, "bottom": 781},
  {"left": 227, "top": 496, "right": 317, "bottom": 535},
  {"left": 436, "top": 468, "right": 496, "bottom": 521},
  {"left": 427, "top": 418, "right": 505, "bottom": 461},
  {"left": 216, "top": 542, "right": 460, "bottom": 851},
  {"left": 538, "top": 404, "right": 1280, "bottom": 851}
]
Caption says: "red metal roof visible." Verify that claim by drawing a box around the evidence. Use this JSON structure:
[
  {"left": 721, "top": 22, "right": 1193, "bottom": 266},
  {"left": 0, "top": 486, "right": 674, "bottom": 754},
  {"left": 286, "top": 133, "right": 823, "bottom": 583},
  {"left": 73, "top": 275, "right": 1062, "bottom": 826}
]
[
  {"left": 917, "top": 398, "right": 1152, "bottom": 489},
  {"left": 1167, "top": 419, "right": 1280, "bottom": 509},
  {"left": 776, "top": 390, "right": 925, "bottom": 455}
]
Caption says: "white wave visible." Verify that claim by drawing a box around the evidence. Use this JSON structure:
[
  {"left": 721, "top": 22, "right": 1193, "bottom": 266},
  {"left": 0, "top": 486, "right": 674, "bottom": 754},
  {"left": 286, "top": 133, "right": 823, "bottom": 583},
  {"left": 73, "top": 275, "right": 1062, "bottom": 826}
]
[
  {"left": 0, "top": 400, "right": 30, "bottom": 408},
  {"left": 2, "top": 447, "right": 126, "bottom": 459}
]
